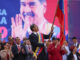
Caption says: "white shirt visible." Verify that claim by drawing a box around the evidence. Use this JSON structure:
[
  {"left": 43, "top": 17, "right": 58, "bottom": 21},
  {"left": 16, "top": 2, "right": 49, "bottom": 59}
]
[
  {"left": 63, "top": 46, "right": 70, "bottom": 60},
  {"left": 74, "top": 42, "right": 78, "bottom": 47},
  {"left": 33, "top": 32, "right": 38, "bottom": 35},
  {"left": 16, "top": 44, "right": 21, "bottom": 48},
  {"left": 26, "top": 45, "right": 32, "bottom": 51},
  {"left": 73, "top": 54, "right": 77, "bottom": 60}
]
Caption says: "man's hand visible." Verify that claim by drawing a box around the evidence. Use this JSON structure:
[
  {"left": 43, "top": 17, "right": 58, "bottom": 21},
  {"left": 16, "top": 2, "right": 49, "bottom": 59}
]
[
  {"left": 11, "top": 14, "right": 30, "bottom": 39},
  {"left": 55, "top": 42, "right": 59, "bottom": 48},
  {"left": 22, "top": 48, "right": 25, "bottom": 54},
  {"left": 51, "top": 25, "right": 54, "bottom": 33},
  {"left": 46, "top": 40, "right": 51, "bottom": 48}
]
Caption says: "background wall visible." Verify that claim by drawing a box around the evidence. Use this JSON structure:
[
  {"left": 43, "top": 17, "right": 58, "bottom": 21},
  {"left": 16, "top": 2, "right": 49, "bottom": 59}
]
[{"left": 68, "top": 0, "right": 80, "bottom": 43}]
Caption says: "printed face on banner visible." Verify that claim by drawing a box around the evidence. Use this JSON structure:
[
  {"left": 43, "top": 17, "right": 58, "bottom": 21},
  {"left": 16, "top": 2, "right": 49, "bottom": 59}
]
[
  {"left": 20, "top": 0, "right": 46, "bottom": 20},
  {"left": 0, "top": 0, "right": 68, "bottom": 41},
  {"left": 11, "top": 0, "right": 62, "bottom": 40}
]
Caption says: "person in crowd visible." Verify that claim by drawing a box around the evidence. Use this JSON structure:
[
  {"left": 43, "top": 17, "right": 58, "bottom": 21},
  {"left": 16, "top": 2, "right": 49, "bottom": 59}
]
[
  {"left": 25, "top": 38, "right": 34, "bottom": 60},
  {"left": 11, "top": 37, "right": 22, "bottom": 60},
  {"left": 23, "top": 37, "right": 28, "bottom": 45},
  {"left": 0, "top": 44, "right": 1, "bottom": 51},
  {"left": 0, "top": 56, "right": 1, "bottom": 60},
  {"left": 20, "top": 37, "right": 34, "bottom": 60},
  {"left": 72, "top": 37, "right": 79, "bottom": 48},
  {"left": 0, "top": 34, "right": 3, "bottom": 51},
  {"left": 47, "top": 37, "right": 66, "bottom": 60},
  {"left": 76, "top": 48, "right": 80, "bottom": 60},
  {"left": 8, "top": 36, "right": 15, "bottom": 51},
  {"left": 19, "top": 37, "right": 28, "bottom": 60},
  {"left": 0, "top": 33, "right": 2, "bottom": 40},
  {"left": 8, "top": 36, "right": 15, "bottom": 46},
  {"left": 8, "top": 36, "right": 13, "bottom": 43},
  {"left": 62, "top": 41, "right": 70, "bottom": 60},
  {"left": 0, "top": 42, "right": 13, "bottom": 60},
  {"left": 2, "top": 40, "right": 6, "bottom": 44},
  {"left": 29, "top": 24, "right": 53, "bottom": 60},
  {"left": 67, "top": 46, "right": 77, "bottom": 60},
  {"left": 0, "top": 40, "right": 3, "bottom": 51}
]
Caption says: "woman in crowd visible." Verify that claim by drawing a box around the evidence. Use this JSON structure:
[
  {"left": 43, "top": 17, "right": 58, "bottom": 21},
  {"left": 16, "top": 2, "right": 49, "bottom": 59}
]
[
  {"left": 47, "top": 37, "right": 66, "bottom": 60},
  {"left": 0, "top": 42, "right": 13, "bottom": 60}
]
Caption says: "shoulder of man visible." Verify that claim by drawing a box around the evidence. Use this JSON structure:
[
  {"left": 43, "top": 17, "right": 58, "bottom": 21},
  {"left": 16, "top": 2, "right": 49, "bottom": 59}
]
[
  {"left": 29, "top": 33, "right": 37, "bottom": 37},
  {"left": 77, "top": 43, "right": 79, "bottom": 48}
]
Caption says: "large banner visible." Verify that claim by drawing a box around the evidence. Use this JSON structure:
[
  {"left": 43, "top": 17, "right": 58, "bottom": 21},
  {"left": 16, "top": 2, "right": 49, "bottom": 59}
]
[{"left": 0, "top": 0, "right": 68, "bottom": 41}]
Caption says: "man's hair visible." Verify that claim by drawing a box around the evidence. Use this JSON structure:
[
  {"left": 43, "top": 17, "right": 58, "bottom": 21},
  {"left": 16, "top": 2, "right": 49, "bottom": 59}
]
[
  {"left": 39, "top": 0, "right": 46, "bottom": 4},
  {"left": 72, "top": 37, "right": 77, "bottom": 40},
  {"left": 15, "top": 37, "right": 20, "bottom": 41},
  {"left": 52, "top": 37, "right": 56, "bottom": 41},
  {"left": 56, "top": 38, "right": 60, "bottom": 41},
  {"left": 23, "top": 37, "right": 29, "bottom": 41},
  {"left": 30, "top": 24, "right": 35, "bottom": 31}
]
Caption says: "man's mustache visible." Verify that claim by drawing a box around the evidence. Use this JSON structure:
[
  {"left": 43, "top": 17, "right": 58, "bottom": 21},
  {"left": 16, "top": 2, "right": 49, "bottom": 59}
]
[{"left": 23, "top": 12, "right": 35, "bottom": 17}]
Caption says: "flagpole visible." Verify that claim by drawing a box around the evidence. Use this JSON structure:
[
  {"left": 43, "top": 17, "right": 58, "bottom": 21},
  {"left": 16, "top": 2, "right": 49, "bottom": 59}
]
[{"left": 49, "top": 0, "right": 60, "bottom": 41}]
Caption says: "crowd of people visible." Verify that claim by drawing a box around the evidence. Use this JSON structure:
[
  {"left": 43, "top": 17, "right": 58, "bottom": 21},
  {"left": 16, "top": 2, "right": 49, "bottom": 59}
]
[{"left": 0, "top": 24, "right": 80, "bottom": 60}]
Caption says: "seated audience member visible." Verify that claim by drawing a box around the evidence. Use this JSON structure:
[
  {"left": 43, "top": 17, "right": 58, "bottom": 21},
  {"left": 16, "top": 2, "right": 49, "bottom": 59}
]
[
  {"left": 67, "top": 46, "right": 77, "bottom": 60},
  {"left": 0, "top": 43, "right": 13, "bottom": 60},
  {"left": 47, "top": 37, "right": 66, "bottom": 60},
  {"left": 63, "top": 41, "right": 70, "bottom": 60}
]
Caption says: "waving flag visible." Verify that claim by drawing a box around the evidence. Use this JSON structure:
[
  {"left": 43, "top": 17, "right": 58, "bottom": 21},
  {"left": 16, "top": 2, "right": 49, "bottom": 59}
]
[{"left": 55, "top": 0, "right": 65, "bottom": 45}]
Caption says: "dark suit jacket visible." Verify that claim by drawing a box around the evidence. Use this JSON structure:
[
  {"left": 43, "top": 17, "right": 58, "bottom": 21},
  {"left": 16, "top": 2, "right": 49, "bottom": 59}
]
[
  {"left": 20, "top": 45, "right": 28, "bottom": 60},
  {"left": 73, "top": 43, "right": 79, "bottom": 48},
  {"left": 0, "top": 56, "right": 1, "bottom": 60},
  {"left": 12, "top": 44, "right": 20, "bottom": 60},
  {"left": 12, "top": 44, "right": 26, "bottom": 60},
  {"left": 76, "top": 52, "right": 80, "bottom": 60},
  {"left": 77, "top": 43, "right": 79, "bottom": 48},
  {"left": 67, "top": 52, "right": 79, "bottom": 60},
  {"left": 29, "top": 33, "right": 51, "bottom": 60},
  {"left": 24, "top": 45, "right": 33, "bottom": 60}
]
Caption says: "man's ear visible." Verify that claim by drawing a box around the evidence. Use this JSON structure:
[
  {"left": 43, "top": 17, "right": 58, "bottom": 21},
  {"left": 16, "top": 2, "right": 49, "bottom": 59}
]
[{"left": 43, "top": 2, "right": 47, "bottom": 13}]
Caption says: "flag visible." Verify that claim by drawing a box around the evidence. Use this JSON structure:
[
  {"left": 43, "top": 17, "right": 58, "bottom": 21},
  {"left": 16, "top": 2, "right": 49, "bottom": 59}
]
[{"left": 55, "top": 0, "right": 65, "bottom": 45}]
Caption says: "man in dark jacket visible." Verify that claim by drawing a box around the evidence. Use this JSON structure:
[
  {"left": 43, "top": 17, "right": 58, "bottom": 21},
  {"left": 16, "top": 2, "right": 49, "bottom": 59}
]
[
  {"left": 12, "top": 37, "right": 23, "bottom": 60},
  {"left": 29, "top": 24, "right": 53, "bottom": 60}
]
